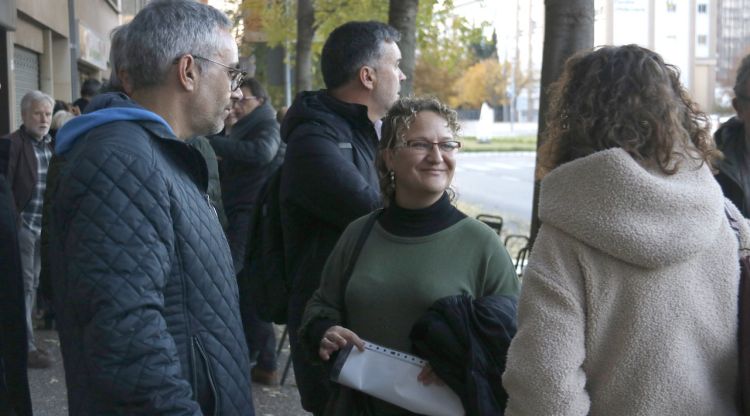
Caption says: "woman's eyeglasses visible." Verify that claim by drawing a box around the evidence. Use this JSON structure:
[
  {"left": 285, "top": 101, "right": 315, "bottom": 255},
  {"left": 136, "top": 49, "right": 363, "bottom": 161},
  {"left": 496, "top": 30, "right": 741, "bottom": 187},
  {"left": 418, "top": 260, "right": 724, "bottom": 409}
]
[{"left": 401, "top": 140, "right": 462, "bottom": 154}]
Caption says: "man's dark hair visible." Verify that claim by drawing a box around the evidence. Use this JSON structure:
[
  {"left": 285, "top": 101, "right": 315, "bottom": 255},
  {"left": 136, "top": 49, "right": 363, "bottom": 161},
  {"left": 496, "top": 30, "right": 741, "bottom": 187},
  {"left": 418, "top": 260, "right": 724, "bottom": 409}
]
[
  {"left": 80, "top": 79, "right": 102, "bottom": 97},
  {"left": 239, "top": 77, "right": 269, "bottom": 104},
  {"left": 321, "top": 21, "right": 400, "bottom": 90}
]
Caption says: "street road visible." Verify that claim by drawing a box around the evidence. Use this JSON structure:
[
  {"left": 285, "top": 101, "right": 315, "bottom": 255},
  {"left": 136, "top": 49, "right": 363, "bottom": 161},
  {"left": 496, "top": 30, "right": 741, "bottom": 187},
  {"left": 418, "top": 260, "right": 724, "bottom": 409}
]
[{"left": 453, "top": 151, "right": 536, "bottom": 234}]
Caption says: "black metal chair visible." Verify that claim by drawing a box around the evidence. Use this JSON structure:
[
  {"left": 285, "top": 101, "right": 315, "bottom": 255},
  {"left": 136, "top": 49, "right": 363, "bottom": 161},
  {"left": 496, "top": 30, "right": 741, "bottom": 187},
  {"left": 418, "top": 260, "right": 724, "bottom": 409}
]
[
  {"left": 504, "top": 234, "right": 530, "bottom": 277},
  {"left": 476, "top": 214, "right": 503, "bottom": 236},
  {"left": 276, "top": 326, "right": 294, "bottom": 385}
]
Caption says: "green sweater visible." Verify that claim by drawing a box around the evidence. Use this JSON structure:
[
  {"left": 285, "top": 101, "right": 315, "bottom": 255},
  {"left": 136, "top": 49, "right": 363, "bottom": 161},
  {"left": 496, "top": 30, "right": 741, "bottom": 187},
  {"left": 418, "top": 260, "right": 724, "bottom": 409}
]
[{"left": 302, "top": 215, "right": 520, "bottom": 354}]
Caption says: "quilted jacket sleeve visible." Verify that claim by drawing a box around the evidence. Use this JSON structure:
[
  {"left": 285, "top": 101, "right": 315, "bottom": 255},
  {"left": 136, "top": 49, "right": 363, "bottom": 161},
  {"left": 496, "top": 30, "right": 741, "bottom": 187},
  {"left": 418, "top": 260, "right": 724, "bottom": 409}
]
[
  {"left": 502, "top": 225, "right": 590, "bottom": 416},
  {"left": 56, "top": 135, "right": 201, "bottom": 415},
  {"left": 282, "top": 127, "right": 380, "bottom": 230}
]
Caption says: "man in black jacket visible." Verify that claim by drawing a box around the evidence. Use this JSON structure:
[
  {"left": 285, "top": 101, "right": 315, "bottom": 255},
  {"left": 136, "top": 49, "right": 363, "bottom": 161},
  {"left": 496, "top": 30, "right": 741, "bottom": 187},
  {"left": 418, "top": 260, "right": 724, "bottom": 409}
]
[
  {"left": 209, "top": 77, "right": 282, "bottom": 384},
  {"left": 280, "top": 21, "right": 406, "bottom": 414},
  {"left": 211, "top": 77, "right": 283, "bottom": 268},
  {"left": 716, "top": 54, "right": 750, "bottom": 216},
  {"left": 47, "top": 1, "right": 254, "bottom": 414}
]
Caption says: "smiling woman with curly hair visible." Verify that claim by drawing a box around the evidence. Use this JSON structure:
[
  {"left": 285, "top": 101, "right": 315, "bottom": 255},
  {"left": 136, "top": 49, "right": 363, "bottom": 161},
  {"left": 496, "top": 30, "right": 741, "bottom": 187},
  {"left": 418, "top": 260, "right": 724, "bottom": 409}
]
[{"left": 503, "top": 45, "right": 747, "bottom": 416}]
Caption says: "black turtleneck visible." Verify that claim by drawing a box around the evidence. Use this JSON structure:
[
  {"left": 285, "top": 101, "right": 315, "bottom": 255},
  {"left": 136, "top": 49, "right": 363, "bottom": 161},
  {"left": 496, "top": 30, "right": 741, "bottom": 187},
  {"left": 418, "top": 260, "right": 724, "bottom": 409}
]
[{"left": 378, "top": 192, "right": 466, "bottom": 237}]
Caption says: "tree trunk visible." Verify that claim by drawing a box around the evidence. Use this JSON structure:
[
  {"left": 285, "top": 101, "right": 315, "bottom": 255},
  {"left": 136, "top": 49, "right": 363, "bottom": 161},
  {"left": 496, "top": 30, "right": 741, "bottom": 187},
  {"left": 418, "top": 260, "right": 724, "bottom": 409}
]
[
  {"left": 529, "top": 0, "right": 594, "bottom": 245},
  {"left": 295, "top": 0, "right": 314, "bottom": 94},
  {"left": 388, "top": 0, "right": 418, "bottom": 96}
]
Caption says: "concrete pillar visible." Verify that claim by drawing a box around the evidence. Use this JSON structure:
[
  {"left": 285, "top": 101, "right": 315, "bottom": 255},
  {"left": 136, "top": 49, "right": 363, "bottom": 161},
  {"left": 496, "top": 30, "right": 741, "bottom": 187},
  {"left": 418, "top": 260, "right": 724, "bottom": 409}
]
[
  {"left": 40, "top": 29, "right": 53, "bottom": 96},
  {"left": 0, "top": 30, "right": 11, "bottom": 134},
  {"left": 6, "top": 31, "right": 17, "bottom": 131},
  {"left": 53, "top": 35, "right": 72, "bottom": 102}
]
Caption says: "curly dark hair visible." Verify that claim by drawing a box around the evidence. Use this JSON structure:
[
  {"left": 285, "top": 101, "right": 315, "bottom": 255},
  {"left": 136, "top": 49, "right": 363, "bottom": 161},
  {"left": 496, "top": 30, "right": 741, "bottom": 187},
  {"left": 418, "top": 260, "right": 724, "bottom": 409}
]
[
  {"left": 539, "top": 44, "right": 719, "bottom": 177},
  {"left": 376, "top": 96, "right": 460, "bottom": 206}
]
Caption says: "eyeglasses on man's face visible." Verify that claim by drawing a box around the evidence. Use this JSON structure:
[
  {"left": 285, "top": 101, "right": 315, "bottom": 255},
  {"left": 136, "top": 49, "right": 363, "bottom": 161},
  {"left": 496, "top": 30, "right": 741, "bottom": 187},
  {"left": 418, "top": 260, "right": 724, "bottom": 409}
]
[
  {"left": 173, "top": 54, "right": 246, "bottom": 91},
  {"left": 401, "top": 140, "right": 462, "bottom": 154}
]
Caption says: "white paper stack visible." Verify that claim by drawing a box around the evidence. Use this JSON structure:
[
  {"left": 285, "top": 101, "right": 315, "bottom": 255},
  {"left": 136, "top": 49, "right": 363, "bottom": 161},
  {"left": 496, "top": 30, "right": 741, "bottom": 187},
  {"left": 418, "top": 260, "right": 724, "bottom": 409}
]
[{"left": 331, "top": 341, "right": 465, "bottom": 416}]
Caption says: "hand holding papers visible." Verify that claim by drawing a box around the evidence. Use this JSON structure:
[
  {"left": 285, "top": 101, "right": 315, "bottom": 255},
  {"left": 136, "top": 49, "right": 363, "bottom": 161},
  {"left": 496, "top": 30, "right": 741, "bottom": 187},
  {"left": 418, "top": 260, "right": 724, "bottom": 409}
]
[{"left": 331, "top": 341, "right": 465, "bottom": 416}]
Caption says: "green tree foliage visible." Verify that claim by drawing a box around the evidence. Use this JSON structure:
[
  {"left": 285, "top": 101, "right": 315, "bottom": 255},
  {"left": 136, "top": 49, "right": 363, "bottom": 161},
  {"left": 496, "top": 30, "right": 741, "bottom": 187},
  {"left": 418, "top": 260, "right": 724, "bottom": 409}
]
[
  {"left": 451, "top": 58, "right": 510, "bottom": 108},
  {"left": 413, "top": 1, "right": 492, "bottom": 104},
  {"left": 246, "top": 0, "right": 499, "bottom": 104}
]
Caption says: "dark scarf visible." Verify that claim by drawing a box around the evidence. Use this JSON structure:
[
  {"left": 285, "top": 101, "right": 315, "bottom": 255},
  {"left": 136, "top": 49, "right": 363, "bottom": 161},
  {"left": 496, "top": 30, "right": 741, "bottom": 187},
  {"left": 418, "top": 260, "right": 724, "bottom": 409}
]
[{"left": 378, "top": 192, "right": 466, "bottom": 237}]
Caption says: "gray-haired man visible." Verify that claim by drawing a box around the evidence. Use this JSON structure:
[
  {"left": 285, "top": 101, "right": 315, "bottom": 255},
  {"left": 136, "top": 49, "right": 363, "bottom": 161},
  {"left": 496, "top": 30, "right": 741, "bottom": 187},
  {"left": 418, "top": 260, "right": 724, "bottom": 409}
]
[
  {"left": 1, "top": 90, "right": 54, "bottom": 369},
  {"left": 47, "top": 1, "right": 254, "bottom": 414}
]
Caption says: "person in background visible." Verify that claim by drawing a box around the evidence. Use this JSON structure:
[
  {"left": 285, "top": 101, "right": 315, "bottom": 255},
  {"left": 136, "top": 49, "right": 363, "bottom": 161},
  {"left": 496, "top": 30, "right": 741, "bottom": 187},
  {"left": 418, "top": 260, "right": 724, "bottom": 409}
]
[
  {"left": 209, "top": 77, "right": 281, "bottom": 384},
  {"left": 210, "top": 77, "right": 282, "bottom": 270},
  {"left": 300, "top": 96, "right": 519, "bottom": 414},
  {"left": 502, "top": 44, "right": 742, "bottom": 415},
  {"left": 53, "top": 100, "right": 75, "bottom": 116},
  {"left": 187, "top": 134, "right": 228, "bottom": 228},
  {"left": 276, "top": 106, "right": 288, "bottom": 125},
  {"left": 715, "top": 53, "right": 750, "bottom": 217},
  {"left": 49, "top": 110, "right": 76, "bottom": 139},
  {"left": 34, "top": 108, "right": 74, "bottom": 331},
  {"left": 279, "top": 20, "right": 405, "bottom": 414},
  {"left": 1, "top": 90, "right": 55, "bottom": 370},
  {"left": 0, "top": 81, "right": 33, "bottom": 416},
  {"left": 224, "top": 106, "right": 239, "bottom": 135},
  {"left": 72, "top": 79, "right": 101, "bottom": 114},
  {"left": 47, "top": 0, "right": 255, "bottom": 413}
]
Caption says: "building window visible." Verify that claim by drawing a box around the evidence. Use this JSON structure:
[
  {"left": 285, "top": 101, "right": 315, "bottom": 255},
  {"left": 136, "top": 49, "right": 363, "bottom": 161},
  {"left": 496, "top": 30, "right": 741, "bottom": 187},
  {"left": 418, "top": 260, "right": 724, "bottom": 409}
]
[
  {"left": 667, "top": 1, "right": 677, "bottom": 12},
  {"left": 697, "top": 34, "right": 707, "bottom": 45},
  {"left": 698, "top": 4, "right": 707, "bottom": 13}
]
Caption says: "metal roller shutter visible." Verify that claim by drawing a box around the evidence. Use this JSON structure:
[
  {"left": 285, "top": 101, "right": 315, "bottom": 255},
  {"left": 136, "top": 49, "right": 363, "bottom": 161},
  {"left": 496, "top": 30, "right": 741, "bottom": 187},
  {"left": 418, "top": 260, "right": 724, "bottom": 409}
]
[{"left": 14, "top": 46, "right": 40, "bottom": 127}]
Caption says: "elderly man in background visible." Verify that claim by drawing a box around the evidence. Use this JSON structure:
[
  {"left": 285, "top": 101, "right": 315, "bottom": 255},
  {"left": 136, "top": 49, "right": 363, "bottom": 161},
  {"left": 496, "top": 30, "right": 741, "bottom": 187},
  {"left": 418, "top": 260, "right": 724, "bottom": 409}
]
[{"left": 1, "top": 90, "right": 55, "bottom": 369}]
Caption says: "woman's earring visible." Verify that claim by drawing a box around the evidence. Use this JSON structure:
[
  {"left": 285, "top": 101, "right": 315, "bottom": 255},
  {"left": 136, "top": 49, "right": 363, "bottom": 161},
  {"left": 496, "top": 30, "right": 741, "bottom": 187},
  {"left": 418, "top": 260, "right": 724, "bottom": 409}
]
[{"left": 388, "top": 170, "right": 395, "bottom": 188}]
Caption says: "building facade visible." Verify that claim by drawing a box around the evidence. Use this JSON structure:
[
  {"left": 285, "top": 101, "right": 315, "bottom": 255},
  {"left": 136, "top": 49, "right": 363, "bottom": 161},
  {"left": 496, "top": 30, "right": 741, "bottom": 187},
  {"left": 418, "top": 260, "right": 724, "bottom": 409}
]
[
  {"left": 594, "top": 0, "right": 718, "bottom": 112},
  {"left": 1, "top": 0, "right": 144, "bottom": 135},
  {"left": 716, "top": 0, "right": 750, "bottom": 97}
]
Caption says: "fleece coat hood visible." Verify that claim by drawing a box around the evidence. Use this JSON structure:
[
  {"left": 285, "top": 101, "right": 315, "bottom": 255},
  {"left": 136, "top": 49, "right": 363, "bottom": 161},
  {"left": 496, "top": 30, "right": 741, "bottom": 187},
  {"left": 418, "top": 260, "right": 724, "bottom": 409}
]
[{"left": 538, "top": 148, "right": 726, "bottom": 268}]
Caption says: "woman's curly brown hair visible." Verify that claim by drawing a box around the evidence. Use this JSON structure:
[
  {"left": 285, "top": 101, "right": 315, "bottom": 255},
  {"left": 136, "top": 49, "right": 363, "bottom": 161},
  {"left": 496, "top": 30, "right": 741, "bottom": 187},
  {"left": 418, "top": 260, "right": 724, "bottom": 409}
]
[
  {"left": 539, "top": 44, "right": 720, "bottom": 177},
  {"left": 376, "top": 96, "right": 460, "bottom": 206}
]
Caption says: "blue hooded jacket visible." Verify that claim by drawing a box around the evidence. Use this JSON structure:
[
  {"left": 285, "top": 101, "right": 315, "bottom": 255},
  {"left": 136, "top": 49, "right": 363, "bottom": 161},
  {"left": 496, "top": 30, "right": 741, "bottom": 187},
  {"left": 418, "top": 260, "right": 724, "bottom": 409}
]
[
  {"left": 47, "top": 92, "right": 255, "bottom": 415},
  {"left": 55, "top": 92, "right": 175, "bottom": 155}
]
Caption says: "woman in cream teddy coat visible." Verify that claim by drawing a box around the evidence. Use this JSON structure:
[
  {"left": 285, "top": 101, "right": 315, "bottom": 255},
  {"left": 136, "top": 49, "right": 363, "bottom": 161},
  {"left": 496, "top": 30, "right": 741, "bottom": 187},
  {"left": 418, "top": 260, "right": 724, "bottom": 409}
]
[{"left": 502, "top": 44, "right": 748, "bottom": 415}]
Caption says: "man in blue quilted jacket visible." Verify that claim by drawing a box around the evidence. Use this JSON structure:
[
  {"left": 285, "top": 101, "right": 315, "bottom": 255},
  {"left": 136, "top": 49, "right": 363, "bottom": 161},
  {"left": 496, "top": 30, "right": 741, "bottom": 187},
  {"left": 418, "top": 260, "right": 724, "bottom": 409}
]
[{"left": 47, "top": 1, "right": 254, "bottom": 414}]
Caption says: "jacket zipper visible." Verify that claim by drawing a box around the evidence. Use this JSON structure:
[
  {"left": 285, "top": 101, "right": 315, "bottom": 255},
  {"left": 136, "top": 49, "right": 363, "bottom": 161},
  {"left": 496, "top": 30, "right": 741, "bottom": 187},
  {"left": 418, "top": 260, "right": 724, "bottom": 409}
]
[
  {"left": 204, "top": 193, "right": 218, "bottom": 218},
  {"left": 193, "top": 335, "right": 220, "bottom": 415}
]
